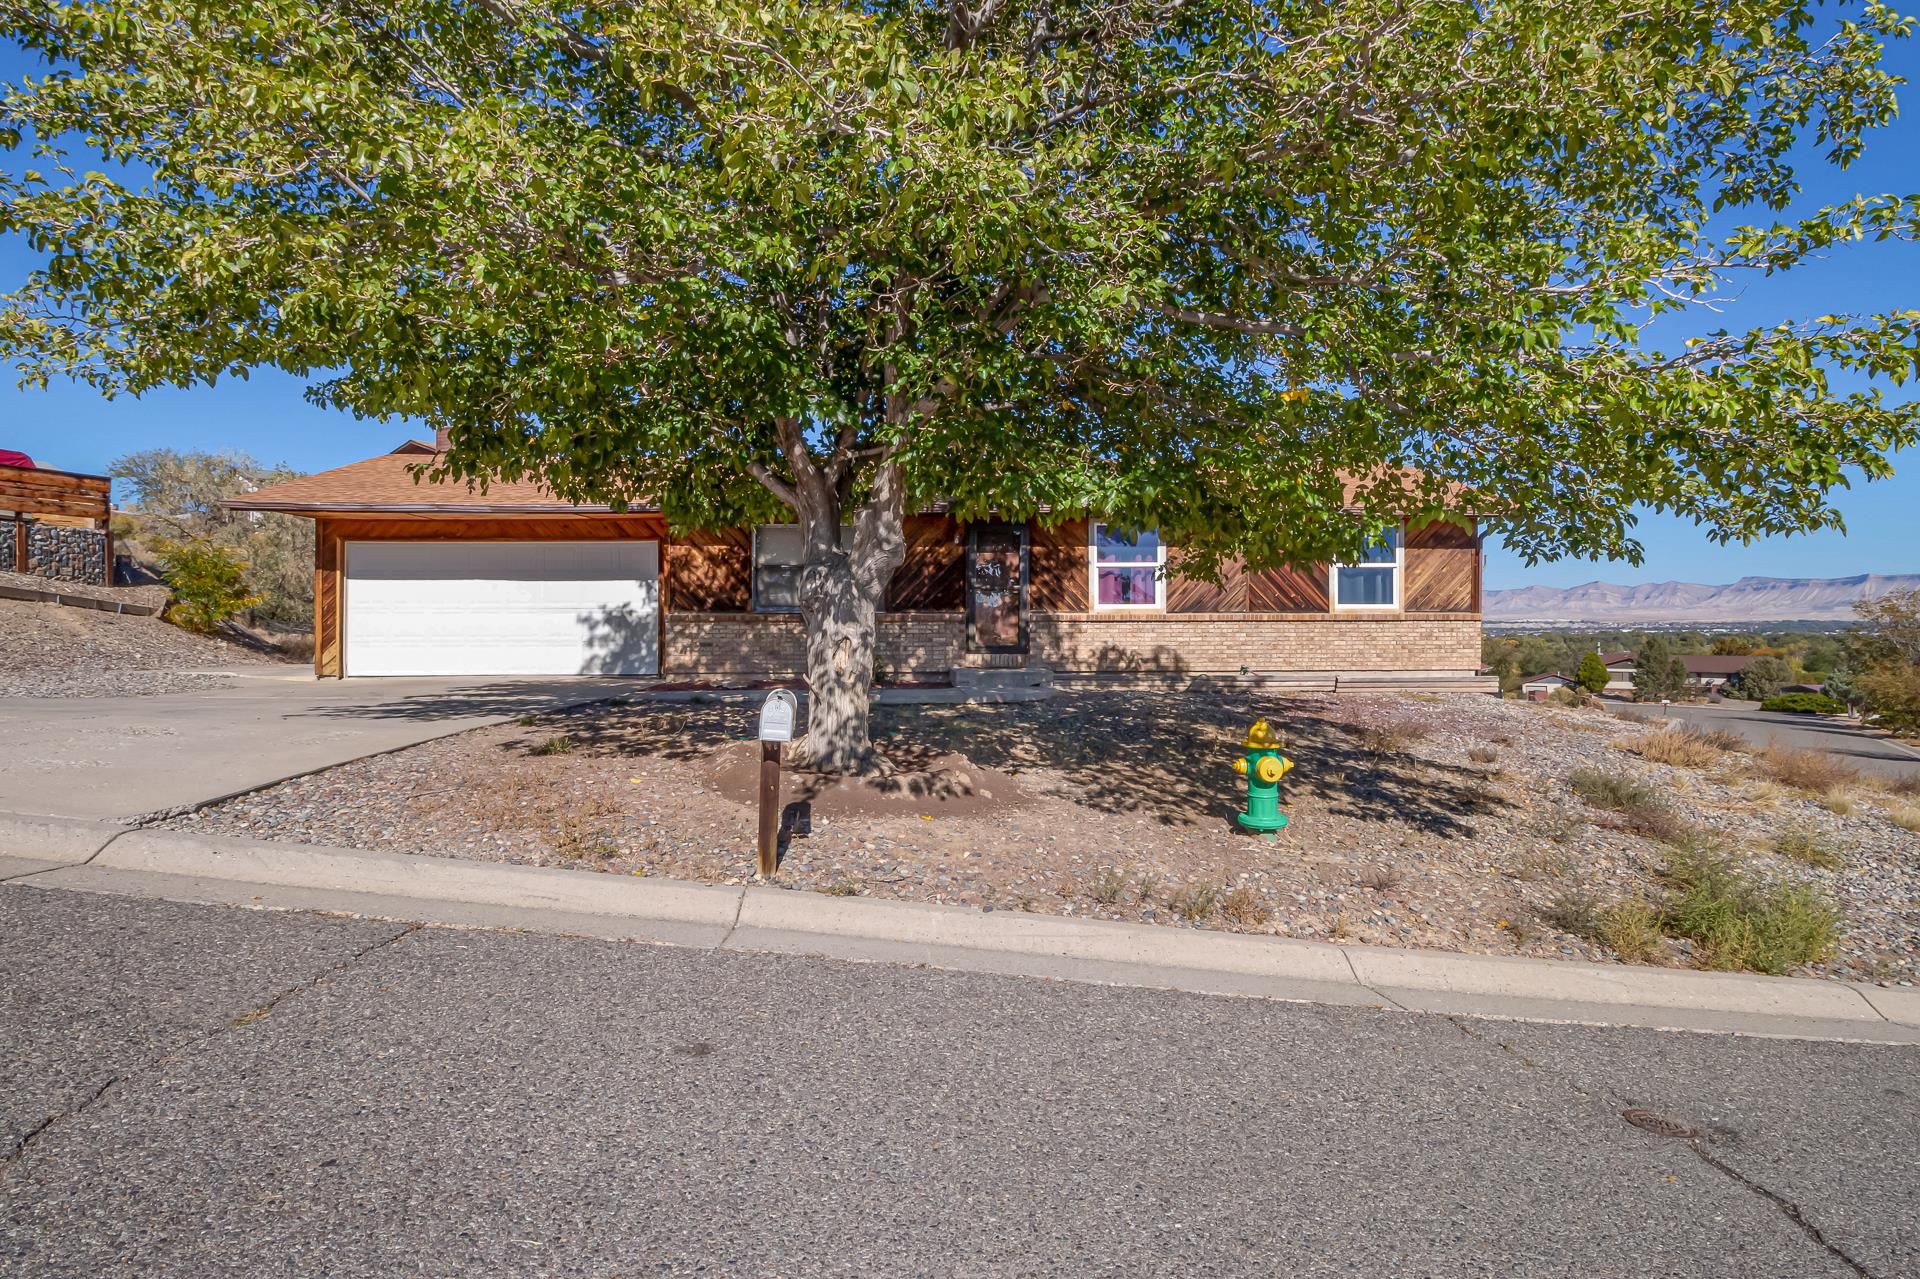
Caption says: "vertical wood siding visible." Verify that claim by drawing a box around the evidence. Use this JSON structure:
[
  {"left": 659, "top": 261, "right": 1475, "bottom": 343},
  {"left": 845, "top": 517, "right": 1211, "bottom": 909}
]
[
  {"left": 666, "top": 527, "right": 752, "bottom": 612},
  {"left": 314, "top": 520, "right": 342, "bottom": 677},
  {"left": 1404, "top": 518, "right": 1478, "bottom": 613},
  {"left": 887, "top": 515, "right": 965, "bottom": 610},
  {"left": 1029, "top": 516, "right": 1090, "bottom": 612}
]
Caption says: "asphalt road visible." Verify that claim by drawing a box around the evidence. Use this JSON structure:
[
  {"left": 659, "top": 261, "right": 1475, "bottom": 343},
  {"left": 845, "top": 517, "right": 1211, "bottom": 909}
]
[
  {"left": 2, "top": 885, "right": 1915, "bottom": 1279},
  {"left": 1613, "top": 699, "right": 1920, "bottom": 780}
]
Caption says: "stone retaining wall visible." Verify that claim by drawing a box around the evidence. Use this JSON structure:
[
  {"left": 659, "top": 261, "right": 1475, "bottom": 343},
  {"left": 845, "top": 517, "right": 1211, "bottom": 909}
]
[{"left": 21, "top": 523, "right": 110, "bottom": 586}]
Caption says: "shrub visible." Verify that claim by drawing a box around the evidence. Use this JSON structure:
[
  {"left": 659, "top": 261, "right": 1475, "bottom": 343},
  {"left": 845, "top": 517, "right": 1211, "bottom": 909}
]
[
  {"left": 1090, "top": 866, "right": 1129, "bottom": 905},
  {"left": 1575, "top": 651, "right": 1611, "bottom": 694},
  {"left": 532, "top": 734, "right": 576, "bottom": 756},
  {"left": 1760, "top": 692, "right": 1847, "bottom": 716},
  {"left": 1857, "top": 659, "right": 1920, "bottom": 737},
  {"left": 1629, "top": 725, "right": 1723, "bottom": 769},
  {"left": 1752, "top": 745, "right": 1860, "bottom": 797},
  {"left": 1468, "top": 745, "right": 1499, "bottom": 764},
  {"left": 1566, "top": 768, "right": 1683, "bottom": 841},
  {"left": 1546, "top": 889, "right": 1663, "bottom": 963},
  {"left": 1731, "top": 655, "right": 1792, "bottom": 701},
  {"left": 152, "top": 537, "right": 263, "bottom": 633},
  {"left": 1548, "top": 686, "right": 1595, "bottom": 708},
  {"left": 1770, "top": 822, "right": 1841, "bottom": 869},
  {"left": 1661, "top": 845, "right": 1839, "bottom": 974},
  {"left": 1169, "top": 882, "right": 1220, "bottom": 921}
]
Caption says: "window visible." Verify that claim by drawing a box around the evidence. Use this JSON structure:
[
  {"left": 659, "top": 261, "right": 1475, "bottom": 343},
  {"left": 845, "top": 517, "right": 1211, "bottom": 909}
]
[
  {"left": 1090, "top": 524, "right": 1164, "bottom": 609},
  {"left": 753, "top": 525, "right": 860, "bottom": 612},
  {"left": 1331, "top": 528, "right": 1402, "bottom": 609}
]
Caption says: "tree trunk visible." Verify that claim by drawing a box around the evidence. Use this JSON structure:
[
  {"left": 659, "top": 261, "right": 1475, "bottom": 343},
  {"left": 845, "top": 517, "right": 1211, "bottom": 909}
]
[{"left": 790, "top": 461, "right": 908, "bottom": 774}]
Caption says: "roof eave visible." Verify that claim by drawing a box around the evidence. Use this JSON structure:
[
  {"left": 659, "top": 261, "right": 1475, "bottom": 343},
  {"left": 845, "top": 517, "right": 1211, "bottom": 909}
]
[{"left": 219, "top": 500, "right": 649, "bottom": 515}]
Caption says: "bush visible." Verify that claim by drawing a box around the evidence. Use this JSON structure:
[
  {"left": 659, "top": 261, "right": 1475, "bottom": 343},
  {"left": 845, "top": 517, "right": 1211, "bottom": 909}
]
[
  {"left": 1661, "top": 845, "right": 1839, "bottom": 974},
  {"left": 1731, "top": 655, "right": 1792, "bottom": 701},
  {"left": 1770, "top": 822, "right": 1841, "bottom": 869},
  {"left": 1752, "top": 745, "right": 1861, "bottom": 797},
  {"left": 1857, "top": 659, "right": 1920, "bottom": 738},
  {"left": 152, "top": 537, "right": 263, "bottom": 633},
  {"left": 1548, "top": 686, "right": 1595, "bottom": 708},
  {"left": 1575, "top": 651, "right": 1611, "bottom": 694},
  {"left": 1760, "top": 692, "right": 1847, "bottom": 716}
]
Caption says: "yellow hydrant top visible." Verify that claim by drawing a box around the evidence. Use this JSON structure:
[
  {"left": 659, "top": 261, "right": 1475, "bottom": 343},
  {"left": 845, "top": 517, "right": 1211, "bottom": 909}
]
[{"left": 1242, "top": 718, "right": 1283, "bottom": 751}]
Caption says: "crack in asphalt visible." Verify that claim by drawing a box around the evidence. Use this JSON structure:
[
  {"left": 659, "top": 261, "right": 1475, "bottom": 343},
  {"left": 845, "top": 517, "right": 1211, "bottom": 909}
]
[
  {"left": 1443, "top": 1015, "right": 1885, "bottom": 1279},
  {"left": 0, "top": 918, "right": 422, "bottom": 1180}
]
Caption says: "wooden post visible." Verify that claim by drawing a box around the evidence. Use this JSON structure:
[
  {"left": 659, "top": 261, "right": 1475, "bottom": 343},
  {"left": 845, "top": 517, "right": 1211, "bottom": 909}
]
[{"left": 756, "top": 740, "right": 782, "bottom": 878}]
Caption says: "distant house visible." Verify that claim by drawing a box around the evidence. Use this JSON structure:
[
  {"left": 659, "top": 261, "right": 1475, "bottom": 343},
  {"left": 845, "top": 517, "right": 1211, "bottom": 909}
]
[
  {"left": 1679, "top": 654, "right": 1756, "bottom": 691},
  {"left": 1519, "top": 671, "right": 1579, "bottom": 700}
]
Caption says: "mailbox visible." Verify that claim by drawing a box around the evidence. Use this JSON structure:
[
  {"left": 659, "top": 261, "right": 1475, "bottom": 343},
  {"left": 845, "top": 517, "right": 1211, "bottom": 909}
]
[{"left": 758, "top": 689, "right": 798, "bottom": 743}]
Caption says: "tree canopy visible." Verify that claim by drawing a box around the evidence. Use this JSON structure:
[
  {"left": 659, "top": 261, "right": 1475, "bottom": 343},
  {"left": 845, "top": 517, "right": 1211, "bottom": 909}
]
[{"left": 3, "top": 0, "right": 1919, "bottom": 572}]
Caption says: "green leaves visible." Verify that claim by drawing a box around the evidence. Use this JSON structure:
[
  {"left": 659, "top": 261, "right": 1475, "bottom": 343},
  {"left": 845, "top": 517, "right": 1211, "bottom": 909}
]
[{"left": 0, "top": 0, "right": 1916, "bottom": 567}]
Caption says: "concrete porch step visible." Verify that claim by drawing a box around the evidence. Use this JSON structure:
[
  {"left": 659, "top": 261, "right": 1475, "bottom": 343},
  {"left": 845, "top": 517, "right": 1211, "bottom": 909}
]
[{"left": 951, "top": 664, "right": 1055, "bottom": 692}]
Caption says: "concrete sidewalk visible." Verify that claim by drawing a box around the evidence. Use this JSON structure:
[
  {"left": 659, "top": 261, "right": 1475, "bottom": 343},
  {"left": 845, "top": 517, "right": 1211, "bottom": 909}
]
[{"left": 4, "top": 812, "right": 1915, "bottom": 1044}]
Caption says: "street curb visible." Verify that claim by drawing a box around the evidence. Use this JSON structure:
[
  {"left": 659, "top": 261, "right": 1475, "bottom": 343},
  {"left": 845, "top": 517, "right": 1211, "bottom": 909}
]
[
  {"left": 0, "top": 812, "right": 126, "bottom": 868},
  {"left": 2, "top": 817, "right": 1915, "bottom": 1040}
]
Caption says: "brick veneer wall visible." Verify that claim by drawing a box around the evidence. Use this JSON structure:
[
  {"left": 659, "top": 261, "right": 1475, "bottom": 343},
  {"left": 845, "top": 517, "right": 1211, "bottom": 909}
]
[
  {"left": 664, "top": 610, "right": 1480, "bottom": 679},
  {"left": 664, "top": 612, "right": 966, "bottom": 680},
  {"left": 1028, "top": 612, "right": 1482, "bottom": 675}
]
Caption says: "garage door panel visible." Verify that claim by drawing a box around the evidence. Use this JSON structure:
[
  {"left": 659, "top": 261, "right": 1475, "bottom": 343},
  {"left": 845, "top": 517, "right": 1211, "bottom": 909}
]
[{"left": 344, "top": 541, "right": 658, "bottom": 676}]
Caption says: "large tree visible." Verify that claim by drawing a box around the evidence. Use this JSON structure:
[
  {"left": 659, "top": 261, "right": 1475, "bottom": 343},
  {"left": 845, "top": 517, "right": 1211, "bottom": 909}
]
[{"left": 4, "top": 1, "right": 1919, "bottom": 769}]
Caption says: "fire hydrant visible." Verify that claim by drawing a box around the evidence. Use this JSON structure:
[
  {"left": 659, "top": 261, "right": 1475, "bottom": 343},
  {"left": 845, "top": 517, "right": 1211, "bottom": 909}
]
[{"left": 1232, "top": 718, "right": 1294, "bottom": 838}]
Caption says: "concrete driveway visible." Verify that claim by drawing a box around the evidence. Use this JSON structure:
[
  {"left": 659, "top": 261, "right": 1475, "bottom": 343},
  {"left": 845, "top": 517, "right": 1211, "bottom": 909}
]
[
  {"left": 0, "top": 672, "right": 646, "bottom": 821},
  {"left": 1612, "top": 699, "right": 1920, "bottom": 780}
]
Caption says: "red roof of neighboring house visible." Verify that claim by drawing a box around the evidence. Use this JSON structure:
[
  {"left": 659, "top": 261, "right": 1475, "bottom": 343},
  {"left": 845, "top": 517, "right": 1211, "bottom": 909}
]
[
  {"left": 0, "top": 449, "right": 35, "bottom": 469},
  {"left": 1599, "top": 651, "right": 1634, "bottom": 666},
  {"left": 223, "top": 441, "right": 653, "bottom": 515}
]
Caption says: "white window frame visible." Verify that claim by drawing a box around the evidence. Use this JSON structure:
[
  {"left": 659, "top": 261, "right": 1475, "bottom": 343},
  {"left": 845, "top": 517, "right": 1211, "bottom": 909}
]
[
  {"left": 1330, "top": 526, "right": 1403, "bottom": 611},
  {"left": 1088, "top": 522, "right": 1167, "bottom": 611},
  {"left": 752, "top": 524, "right": 865, "bottom": 614}
]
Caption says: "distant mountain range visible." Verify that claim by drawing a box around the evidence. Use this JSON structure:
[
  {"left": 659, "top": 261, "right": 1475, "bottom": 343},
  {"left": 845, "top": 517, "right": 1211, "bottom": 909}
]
[{"left": 1485, "top": 573, "right": 1920, "bottom": 623}]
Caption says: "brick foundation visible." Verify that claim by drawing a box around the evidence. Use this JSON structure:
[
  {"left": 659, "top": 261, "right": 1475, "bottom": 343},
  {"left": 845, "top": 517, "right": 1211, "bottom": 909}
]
[{"left": 663, "top": 610, "right": 1481, "bottom": 681}]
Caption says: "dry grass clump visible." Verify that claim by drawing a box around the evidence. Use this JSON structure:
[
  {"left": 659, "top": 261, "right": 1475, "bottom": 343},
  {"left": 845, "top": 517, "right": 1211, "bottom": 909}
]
[
  {"left": 1627, "top": 725, "right": 1733, "bottom": 769},
  {"left": 1169, "top": 882, "right": 1220, "bottom": 921},
  {"left": 1752, "top": 745, "right": 1860, "bottom": 797},
  {"left": 1770, "top": 821, "right": 1842, "bottom": 870},
  {"left": 1545, "top": 889, "right": 1665, "bottom": 965},
  {"left": 532, "top": 733, "right": 577, "bottom": 757},
  {"left": 1219, "top": 886, "right": 1272, "bottom": 928},
  {"left": 1360, "top": 718, "right": 1432, "bottom": 755},
  {"left": 1566, "top": 768, "right": 1685, "bottom": 842},
  {"left": 1885, "top": 802, "right": 1920, "bottom": 833}
]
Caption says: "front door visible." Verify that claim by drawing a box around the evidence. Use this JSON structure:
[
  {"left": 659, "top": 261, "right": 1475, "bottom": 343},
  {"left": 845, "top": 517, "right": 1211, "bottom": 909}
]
[{"left": 966, "top": 522, "right": 1028, "bottom": 654}]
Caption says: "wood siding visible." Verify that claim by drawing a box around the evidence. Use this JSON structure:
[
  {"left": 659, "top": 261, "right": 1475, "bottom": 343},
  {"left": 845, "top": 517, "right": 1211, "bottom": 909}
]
[
  {"left": 1404, "top": 518, "right": 1478, "bottom": 613},
  {"left": 314, "top": 523, "right": 343, "bottom": 677},
  {"left": 1247, "top": 562, "right": 1332, "bottom": 612},
  {"left": 1166, "top": 551, "right": 1249, "bottom": 613},
  {"left": 887, "top": 515, "right": 965, "bottom": 611},
  {"left": 1029, "top": 516, "right": 1090, "bottom": 612},
  {"left": 667, "top": 527, "right": 751, "bottom": 612},
  {"left": 0, "top": 464, "right": 110, "bottom": 523}
]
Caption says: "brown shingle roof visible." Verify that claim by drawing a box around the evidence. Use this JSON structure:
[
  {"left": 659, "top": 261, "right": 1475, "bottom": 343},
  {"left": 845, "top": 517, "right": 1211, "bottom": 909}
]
[{"left": 223, "top": 441, "right": 651, "bottom": 515}]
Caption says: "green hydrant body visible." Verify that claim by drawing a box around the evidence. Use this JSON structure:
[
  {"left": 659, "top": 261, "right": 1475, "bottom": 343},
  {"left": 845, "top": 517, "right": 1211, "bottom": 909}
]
[{"left": 1232, "top": 718, "right": 1293, "bottom": 837}]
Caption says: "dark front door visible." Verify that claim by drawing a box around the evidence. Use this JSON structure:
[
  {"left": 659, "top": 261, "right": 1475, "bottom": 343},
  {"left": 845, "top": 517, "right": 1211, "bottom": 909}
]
[{"left": 966, "top": 522, "right": 1028, "bottom": 653}]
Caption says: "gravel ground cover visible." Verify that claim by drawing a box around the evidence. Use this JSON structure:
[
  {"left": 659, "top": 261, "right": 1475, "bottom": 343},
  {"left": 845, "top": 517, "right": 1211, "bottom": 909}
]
[
  {"left": 154, "top": 690, "right": 1920, "bottom": 982},
  {"left": 0, "top": 595, "right": 292, "bottom": 697}
]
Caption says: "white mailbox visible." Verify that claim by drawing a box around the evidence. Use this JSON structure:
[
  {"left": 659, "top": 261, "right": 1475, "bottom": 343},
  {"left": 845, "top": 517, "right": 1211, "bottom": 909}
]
[{"left": 758, "top": 689, "right": 798, "bottom": 743}]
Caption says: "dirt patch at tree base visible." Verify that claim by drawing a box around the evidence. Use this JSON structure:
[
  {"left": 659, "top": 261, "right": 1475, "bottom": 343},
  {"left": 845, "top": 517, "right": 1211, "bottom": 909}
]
[{"left": 701, "top": 740, "right": 1026, "bottom": 818}]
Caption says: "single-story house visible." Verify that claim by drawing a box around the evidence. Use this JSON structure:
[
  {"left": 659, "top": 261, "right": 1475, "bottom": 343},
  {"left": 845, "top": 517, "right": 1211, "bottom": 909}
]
[
  {"left": 1680, "top": 654, "right": 1757, "bottom": 690},
  {"left": 1519, "top": 672, "right": 1579, "bottom": 700},
  {"left": 226, "top": 438, "right": 1491, "bottom": 688}
]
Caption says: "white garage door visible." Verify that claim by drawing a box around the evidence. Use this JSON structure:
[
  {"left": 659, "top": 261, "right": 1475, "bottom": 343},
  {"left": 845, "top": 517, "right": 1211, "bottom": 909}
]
[{"left": 344, "top": 541, "right": 659, "bottom": 676}]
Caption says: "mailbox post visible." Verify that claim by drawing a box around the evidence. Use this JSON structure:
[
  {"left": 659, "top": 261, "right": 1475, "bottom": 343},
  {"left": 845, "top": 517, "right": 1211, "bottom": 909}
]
[{"left": 755, "top": 690, "right": 797, "bottom": 878}]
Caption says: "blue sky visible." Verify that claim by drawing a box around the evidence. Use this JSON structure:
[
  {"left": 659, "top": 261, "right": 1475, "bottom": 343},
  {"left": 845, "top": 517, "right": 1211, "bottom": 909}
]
[{"left": 2, "top": 32, "right": 1917, "bottom": 591}]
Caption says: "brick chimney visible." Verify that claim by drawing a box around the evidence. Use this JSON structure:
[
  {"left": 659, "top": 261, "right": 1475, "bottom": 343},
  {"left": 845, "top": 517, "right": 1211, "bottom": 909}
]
[{"left": 434, "top": 425, "right": 450, "bottom": 452}]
